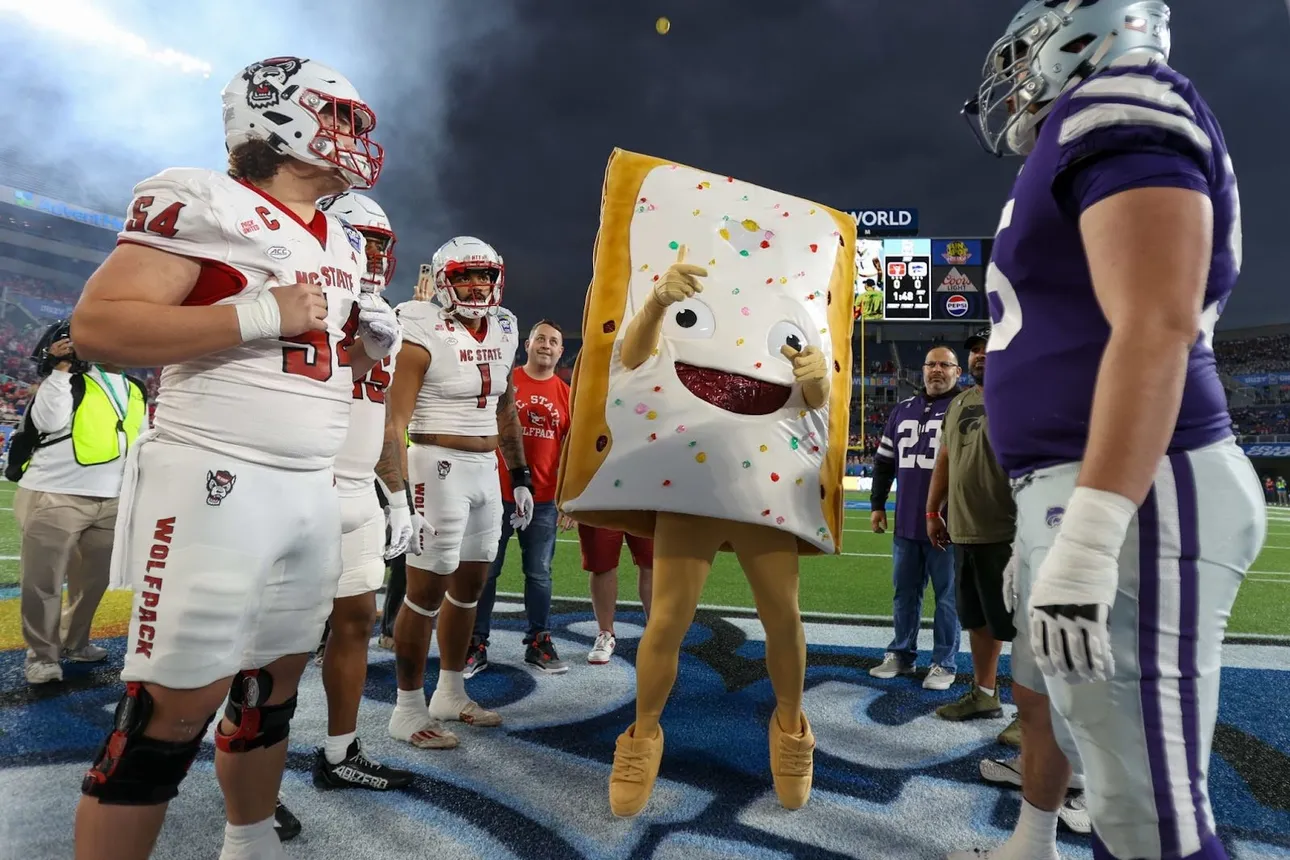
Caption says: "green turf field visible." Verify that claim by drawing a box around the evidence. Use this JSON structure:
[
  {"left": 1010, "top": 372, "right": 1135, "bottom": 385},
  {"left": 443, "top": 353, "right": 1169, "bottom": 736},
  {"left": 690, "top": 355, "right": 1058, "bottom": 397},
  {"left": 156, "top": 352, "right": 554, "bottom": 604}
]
[{"left": 1, "top": 483, "right": 1287, "bottom": 637}]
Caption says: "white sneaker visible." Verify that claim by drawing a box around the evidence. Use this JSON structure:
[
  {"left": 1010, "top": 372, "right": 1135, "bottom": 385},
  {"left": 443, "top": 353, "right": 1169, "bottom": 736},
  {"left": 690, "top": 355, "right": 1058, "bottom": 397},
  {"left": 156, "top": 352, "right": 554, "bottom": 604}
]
[
  {"left": 63, "top": 644, "right": 108, "bottom": 662},
  {"left": 980, "top": 755, "right": 1086, "bottom": 792},
  {"left": 869, "top": 652, "right": 914, "bottom": 679},
  {"left": 25, "top": 660, "right": 62, "bottom": 684},
  {"left": 979, "top": 755, "right": 1023, "bottom": 787},
  {"left": 1059, "top": 793, "right": 1091, "bottom": 834},
  {"left": 588, "top": 631, "right": 616, "bottom": 664},
  {"left": 923, "top": 665, "right": 956, "bottom": 691},
  {"left": 388, "top": 709, "right": 459, "bottom": 749}
]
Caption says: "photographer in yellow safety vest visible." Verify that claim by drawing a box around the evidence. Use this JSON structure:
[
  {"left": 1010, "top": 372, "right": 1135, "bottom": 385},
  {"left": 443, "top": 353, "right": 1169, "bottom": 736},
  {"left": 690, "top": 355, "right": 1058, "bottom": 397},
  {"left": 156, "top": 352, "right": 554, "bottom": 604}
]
[{"left": 9, "top": 320, "right": 149, "bottom": 685}]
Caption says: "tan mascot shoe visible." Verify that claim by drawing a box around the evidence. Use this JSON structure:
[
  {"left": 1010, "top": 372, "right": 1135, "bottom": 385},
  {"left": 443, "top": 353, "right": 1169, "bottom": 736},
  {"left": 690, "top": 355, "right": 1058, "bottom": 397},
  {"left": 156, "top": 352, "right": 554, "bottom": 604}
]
[
  {"left": 609, "top": 723, "right": 665, "bottom": 818},
  {"left": 769, "top": 712, "right": 815, "bottom": 810}
]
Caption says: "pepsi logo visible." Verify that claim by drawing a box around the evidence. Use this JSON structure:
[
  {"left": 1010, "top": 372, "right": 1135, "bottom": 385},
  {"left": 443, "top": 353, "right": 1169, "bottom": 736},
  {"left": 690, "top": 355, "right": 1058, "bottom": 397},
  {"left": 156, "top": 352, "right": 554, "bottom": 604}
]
[{"left": 945, "top": 295, "right": 969, "bottom": 317}]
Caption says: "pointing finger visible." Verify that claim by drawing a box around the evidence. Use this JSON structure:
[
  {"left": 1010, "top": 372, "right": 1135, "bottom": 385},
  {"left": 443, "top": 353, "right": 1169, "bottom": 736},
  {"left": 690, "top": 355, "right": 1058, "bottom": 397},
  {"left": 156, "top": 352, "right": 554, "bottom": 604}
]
[
  {"left": 780, "top": 344, "right": 800, "bottom": 361},
  {"left": 675, "top": 244, "right": 687, "bottom": 265}
]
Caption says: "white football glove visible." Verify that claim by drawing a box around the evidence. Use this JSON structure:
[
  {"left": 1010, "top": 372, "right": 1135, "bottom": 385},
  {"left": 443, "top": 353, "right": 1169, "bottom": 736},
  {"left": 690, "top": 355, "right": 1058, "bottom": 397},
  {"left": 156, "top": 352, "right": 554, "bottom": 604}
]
[
  {"left": 1001, "top": 544, "right": 1020, "bottom": 614},
  {"left": 511, "top": 485, "right": 535, "bottom": 531},
  {"left": 383, "top": 493, "right": 432, "bottom": 559},
  {"left": 357, "top": 292, "right": 400, "bottom": 360},
  {"left": 1027, "top": 487, "right": 1136, "bottom": 685}
]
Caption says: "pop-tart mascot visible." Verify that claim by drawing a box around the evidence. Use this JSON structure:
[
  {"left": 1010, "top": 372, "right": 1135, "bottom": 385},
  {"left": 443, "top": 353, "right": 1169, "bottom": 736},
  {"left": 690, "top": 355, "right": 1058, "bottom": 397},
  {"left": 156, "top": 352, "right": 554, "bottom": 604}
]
[{"left": 557, "top": 148, "right": 855, "bottom": 817}]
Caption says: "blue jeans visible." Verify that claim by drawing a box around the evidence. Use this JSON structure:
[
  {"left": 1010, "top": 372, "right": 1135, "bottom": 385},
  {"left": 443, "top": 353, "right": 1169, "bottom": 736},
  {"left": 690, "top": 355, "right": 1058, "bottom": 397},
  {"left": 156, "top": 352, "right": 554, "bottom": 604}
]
[
  {"left": 886, "top": 536, "right": 960, "bottom": 670},
  {"left": 474, "top": 500, "right": 557, "bottom": 643}
]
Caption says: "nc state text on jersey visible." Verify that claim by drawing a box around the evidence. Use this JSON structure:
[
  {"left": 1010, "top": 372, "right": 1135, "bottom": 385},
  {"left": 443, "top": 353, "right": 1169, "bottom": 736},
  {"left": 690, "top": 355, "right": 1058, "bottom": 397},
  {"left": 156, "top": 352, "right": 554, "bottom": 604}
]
[
  {"left": 459, "top": 347, "right": 505, "bottom": 363},
  {"left": 294, "top": 267, "right": 356, "bottom": 292}
]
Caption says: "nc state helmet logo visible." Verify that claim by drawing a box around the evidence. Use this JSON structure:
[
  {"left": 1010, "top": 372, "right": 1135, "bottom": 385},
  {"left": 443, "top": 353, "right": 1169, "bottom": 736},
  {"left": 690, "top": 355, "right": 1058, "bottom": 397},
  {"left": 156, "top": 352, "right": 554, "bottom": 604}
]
[
  {"left": 242, "top": 57, "right": 303, "bottom": 109},
  {"left": 206, "top": 470, "right": 237, "bottom": 506}
]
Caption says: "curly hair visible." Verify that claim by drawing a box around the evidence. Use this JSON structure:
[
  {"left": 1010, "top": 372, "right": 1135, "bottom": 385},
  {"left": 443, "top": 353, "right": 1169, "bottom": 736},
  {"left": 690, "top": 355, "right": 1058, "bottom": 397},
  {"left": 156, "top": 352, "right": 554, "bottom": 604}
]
[{"left": 227, "top": 139, "right": 289, "bottom": 183}]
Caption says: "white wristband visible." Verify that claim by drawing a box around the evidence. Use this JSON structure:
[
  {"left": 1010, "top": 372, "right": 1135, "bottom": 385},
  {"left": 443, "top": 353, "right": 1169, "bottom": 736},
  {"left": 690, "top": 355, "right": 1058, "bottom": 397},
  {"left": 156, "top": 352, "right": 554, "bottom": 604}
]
[
  {"left": 1059, "top": 486, "right": 1138, "bottom": 556},
  {"left": 235, "top": 292, "right": 282, "bottom": 343}
]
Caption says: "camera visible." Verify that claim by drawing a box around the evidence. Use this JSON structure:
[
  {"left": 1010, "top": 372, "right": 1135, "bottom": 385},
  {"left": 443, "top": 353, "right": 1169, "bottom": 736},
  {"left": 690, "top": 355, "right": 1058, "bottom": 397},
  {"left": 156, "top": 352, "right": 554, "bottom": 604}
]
[{"left": 30, "top": 319, "right": 88, "bottom": 377}]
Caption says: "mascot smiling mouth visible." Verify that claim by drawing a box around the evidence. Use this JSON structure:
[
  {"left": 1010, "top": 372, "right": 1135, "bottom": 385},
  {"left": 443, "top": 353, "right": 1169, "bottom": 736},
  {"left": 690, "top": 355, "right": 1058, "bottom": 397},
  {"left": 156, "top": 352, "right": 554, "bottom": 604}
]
[{"left": 674, "top": 362, "right": 792, "bottom": 416}]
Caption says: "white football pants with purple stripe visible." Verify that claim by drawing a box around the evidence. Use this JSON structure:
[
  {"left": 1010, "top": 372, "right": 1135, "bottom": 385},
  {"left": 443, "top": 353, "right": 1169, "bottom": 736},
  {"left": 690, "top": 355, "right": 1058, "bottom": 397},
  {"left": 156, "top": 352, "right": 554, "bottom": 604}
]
[{"left": 1010, "top": 438, "right": 1265, "bottom": 860}]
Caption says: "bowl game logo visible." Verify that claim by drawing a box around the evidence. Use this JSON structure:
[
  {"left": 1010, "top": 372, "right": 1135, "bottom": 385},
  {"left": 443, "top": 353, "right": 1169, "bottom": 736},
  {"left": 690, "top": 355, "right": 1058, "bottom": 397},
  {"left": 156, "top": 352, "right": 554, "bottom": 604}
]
[
  {"left": 942, "top": 241, "right": 973, "bottom": 265},
  {"left": 945, "top": 295, "right": 969, "bottom": 317}
]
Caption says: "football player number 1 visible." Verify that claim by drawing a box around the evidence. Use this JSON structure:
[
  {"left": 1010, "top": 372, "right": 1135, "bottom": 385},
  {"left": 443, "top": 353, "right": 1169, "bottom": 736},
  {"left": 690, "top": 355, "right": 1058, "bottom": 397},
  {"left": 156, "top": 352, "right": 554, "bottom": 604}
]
[{"left": 475, "top": 363, "right": 492, "bottom": 409}]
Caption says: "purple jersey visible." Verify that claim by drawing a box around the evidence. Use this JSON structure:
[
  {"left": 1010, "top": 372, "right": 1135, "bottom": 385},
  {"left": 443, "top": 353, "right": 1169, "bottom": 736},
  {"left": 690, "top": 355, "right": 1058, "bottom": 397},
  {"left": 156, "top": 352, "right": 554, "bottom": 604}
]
[
  {"left": 876, "top": 391, "right": 955, "bottom": 541},
  {"left": 984, "top": 57, "right": 1240, "bottom": 477}
]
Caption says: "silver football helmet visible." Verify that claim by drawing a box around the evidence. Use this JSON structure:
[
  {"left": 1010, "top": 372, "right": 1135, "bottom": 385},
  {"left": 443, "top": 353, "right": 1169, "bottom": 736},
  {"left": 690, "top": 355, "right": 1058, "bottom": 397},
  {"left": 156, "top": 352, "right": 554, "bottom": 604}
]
[
  {"left": 318, "top": 192, "right": 395, "bottom": 291},
  {"left": 963, "top": 0, "right": 1172, "bottom": 157},
  {"left": 430, "top": 236, "right": 504, "bottom": 320},
  {"left": 223, "top": 57, "right": 383, "bottom": 188}
]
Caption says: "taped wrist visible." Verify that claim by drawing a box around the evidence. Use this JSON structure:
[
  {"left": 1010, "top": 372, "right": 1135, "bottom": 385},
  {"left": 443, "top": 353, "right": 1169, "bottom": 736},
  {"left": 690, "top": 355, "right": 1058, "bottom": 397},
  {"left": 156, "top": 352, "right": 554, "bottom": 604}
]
[
  {"left": 1060, "top": 487, "right": 1137, "bottom": 556},
  {"left": 235, "top": 292, "right": 282, "bottom": 343},
  {"left": 1033, "top": 487, "right": 1137, "bottom": 608}
]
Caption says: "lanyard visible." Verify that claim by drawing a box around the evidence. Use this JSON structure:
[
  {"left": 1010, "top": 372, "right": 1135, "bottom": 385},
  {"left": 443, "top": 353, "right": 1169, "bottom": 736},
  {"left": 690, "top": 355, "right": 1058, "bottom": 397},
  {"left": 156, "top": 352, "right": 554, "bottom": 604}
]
[{"left": 93, "top": 368, "right": 128, "bottom": 421}]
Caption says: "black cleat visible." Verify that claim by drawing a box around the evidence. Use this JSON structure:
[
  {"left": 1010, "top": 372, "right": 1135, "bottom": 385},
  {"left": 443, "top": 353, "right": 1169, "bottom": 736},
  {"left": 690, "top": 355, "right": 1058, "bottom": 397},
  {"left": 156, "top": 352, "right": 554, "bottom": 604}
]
[
  {"left": 274, "top": 795, "right": 301, "bottom": 842},
  {"left": 312, "top": 738, "right": 415, "bottom": 791}
]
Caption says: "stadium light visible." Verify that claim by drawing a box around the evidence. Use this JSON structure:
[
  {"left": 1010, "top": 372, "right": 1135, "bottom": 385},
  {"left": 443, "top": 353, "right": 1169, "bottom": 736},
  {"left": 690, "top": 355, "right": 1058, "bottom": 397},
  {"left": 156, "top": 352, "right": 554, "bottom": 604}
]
[{"left": 0, "top": 0, "right": 212, "bottom": 78}]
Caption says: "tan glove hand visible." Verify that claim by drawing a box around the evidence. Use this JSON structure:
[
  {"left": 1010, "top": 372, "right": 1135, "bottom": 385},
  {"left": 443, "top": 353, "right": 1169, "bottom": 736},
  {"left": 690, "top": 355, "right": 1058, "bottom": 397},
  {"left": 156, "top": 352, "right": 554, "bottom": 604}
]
[
  {"left": 651, "top": 245, "right": 708, "bottom": 309},
  {"left": 781, "top": 344, "right": 826, "bottom": 382},
  {"left": 782, "top": 344, "right": 829, "bottom": 409}
]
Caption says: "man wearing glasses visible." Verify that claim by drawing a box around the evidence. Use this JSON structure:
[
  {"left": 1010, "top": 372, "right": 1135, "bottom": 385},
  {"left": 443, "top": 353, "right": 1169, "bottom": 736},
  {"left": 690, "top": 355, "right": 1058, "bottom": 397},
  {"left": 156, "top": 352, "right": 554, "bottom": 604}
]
[{"left": 869, "top": 345, "right": 962, "bottom": 690}]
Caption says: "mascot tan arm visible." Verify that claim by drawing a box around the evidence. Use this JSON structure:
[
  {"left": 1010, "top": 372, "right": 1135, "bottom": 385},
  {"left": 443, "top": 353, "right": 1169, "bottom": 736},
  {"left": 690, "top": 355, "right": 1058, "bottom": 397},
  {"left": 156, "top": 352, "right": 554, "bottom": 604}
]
[{"left": 608, "top": 245, "right": 820, "bottom": 820}]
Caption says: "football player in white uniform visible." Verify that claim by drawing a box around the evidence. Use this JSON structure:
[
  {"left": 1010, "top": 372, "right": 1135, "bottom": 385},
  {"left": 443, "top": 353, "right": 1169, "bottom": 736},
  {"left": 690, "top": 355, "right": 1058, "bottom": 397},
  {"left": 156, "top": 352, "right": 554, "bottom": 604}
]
[
  {"left": 307, "top": 190, "right": 419, "bottom": 792},
  {"left": 68, "top": 57, "right": 400, "bottom": 860},
  {"left": 384, "top": 236, "right": 532, "bottom": 749}
]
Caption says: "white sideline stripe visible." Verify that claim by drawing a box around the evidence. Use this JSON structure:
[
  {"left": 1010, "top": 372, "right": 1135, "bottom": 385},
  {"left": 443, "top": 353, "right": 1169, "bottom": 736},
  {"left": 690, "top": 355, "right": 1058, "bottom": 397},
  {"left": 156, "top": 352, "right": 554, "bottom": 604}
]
[
  {"left": 494, "top": 591, "right": 1290, "bottom": 661},
  {"left": 713, "top": 616, "right": 1290, "bottom": 672}
]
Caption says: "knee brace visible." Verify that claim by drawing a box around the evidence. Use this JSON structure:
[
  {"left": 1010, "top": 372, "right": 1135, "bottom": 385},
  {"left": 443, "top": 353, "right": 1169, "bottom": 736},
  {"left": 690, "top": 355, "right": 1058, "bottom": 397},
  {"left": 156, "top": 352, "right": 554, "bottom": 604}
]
[
  {"left": 403, "top": 595, "right": 441, "bottom": 618},
  {"left": 81, "top": 682, "right": 215, "bottom": 805},
  {"left": 444, "top": 592, "right": 478, "bottom": 610},
  {"left": 214, "top": 669, "right": 297, "bottom": 754}
]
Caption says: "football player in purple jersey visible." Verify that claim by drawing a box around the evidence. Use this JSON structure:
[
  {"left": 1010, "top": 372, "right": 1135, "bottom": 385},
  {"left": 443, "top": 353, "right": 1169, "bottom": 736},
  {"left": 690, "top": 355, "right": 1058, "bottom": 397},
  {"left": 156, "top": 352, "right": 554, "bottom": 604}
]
[
  {"left": 949, "top": 2, "right": 1265, "bottom": 860},
  {"left": 869, "top": 346, "right": 962, "bottom": 691}
]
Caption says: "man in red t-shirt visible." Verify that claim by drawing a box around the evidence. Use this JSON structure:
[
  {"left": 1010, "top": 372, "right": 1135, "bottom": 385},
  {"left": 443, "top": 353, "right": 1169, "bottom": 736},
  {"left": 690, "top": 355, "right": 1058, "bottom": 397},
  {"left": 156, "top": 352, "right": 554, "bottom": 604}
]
[{"left": 468, "top": 320, "right": 571, "bottom": 675}]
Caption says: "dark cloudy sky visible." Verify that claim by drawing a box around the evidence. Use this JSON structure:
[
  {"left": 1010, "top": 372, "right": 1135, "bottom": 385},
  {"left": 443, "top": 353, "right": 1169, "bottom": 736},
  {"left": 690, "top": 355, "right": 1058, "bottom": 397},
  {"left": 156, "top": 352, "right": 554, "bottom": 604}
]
[{"left": 1, "top": 0, "right": 1287, "bottom": 332}]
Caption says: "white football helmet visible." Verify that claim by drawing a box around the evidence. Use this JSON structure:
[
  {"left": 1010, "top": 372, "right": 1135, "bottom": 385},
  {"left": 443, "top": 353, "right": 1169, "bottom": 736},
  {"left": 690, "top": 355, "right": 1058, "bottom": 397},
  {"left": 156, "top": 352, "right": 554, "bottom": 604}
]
[
  {"left": 431, "top": 236, "right": 504, "bottom": 319},
  {"left": 318, "top": 192, "right": 396, "bottom": 291},
  {"left": 222, "top": 56, "right": 383, "bottom": 189}
]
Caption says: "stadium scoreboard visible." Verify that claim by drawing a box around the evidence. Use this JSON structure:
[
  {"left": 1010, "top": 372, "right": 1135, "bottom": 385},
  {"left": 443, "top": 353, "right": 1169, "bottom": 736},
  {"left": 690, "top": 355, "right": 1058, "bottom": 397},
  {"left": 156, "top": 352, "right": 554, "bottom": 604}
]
[{"left": 854, "top": 235, "right": 993, "bottom": 323}]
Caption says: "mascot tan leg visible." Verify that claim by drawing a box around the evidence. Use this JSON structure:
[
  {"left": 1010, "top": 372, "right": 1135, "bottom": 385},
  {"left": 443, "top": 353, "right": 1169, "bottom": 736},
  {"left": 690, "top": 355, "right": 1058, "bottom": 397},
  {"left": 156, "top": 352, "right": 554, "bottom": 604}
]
[
  {"left": 730, "top": 523, "right": 815, "bottom": 809},
  {"left": 609, "top": 511, "right": 725, "bottom": 818}
]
